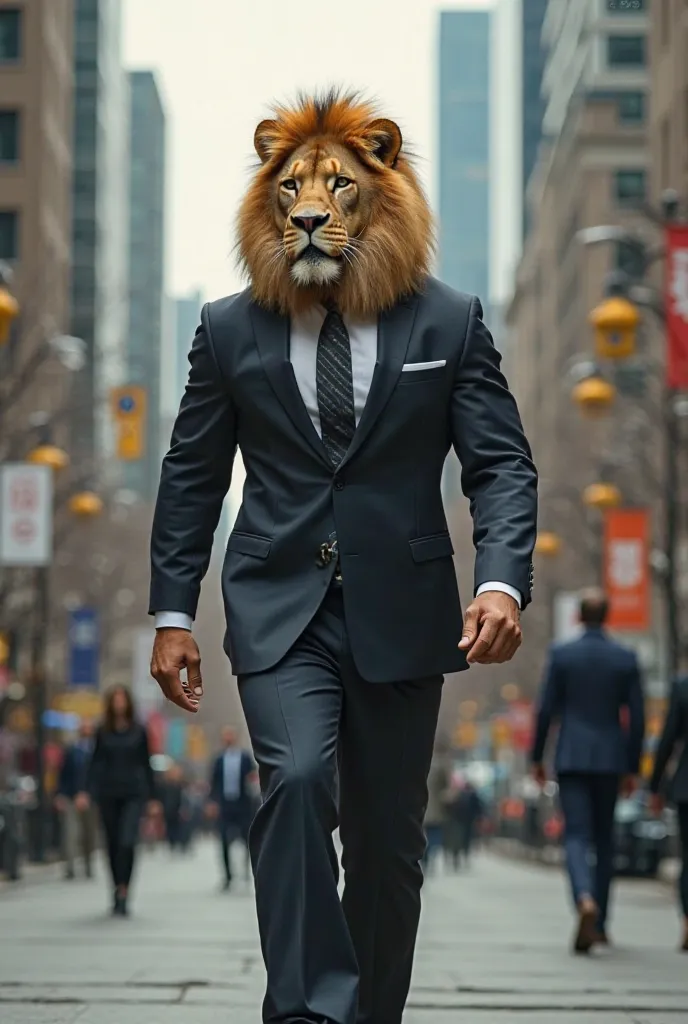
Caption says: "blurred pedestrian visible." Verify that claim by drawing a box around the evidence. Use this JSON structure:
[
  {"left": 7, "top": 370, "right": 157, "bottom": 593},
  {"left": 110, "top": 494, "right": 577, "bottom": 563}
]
[
  {"left": 159, "top": 762, "right": 186, "bottom": 852},
  {"left": 531, "top": 588, "right": 645, "bottom": 954},
  {"left": 207, "top": 726, "right": 255, "bottom": 889},
  {"left": 88, "top": 686, "right": 159, "bottom": 916},
  {"left": 649, "top": 673, "right": 688, "bottom": 952},
  {"left": 55, "top": 720, "right": 97, "bottom": 880},
  {"left": 453, "top": 780, "right": 483, "bottom": 868},
  {"left": 423, "top": 750, "right": 449, "bottom": 874}
]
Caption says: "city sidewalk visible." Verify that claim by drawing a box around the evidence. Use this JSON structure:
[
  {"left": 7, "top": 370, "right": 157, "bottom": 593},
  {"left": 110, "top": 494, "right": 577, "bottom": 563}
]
[{"left": 0, "top": 839, "right": 686, "bottom": 1024}]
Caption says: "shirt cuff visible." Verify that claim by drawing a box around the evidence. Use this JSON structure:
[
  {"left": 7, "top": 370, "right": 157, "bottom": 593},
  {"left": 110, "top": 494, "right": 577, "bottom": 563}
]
[
  {"left": 155, "top": 612, "right": 193, "bottom": 631},
  {"left": 476, "top": 581, "right": 523, "bottom": 609}
]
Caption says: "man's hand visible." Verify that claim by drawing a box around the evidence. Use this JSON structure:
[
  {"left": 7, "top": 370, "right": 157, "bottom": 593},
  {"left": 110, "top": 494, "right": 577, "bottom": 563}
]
[
  {"left": 458, "top": 591, "right": 522, "bottom": 664},
  {"left": 150, "top": 629, "right": 202, "bottom": 714},
  {"left": 74, "top": 792, "right": 90, "bottom": 813},
  {"left": 532, "top": 763, "right": 547, "bottom": 788},
  {"left": 205, "top": 801, "right": 220, "bottom": 820}
]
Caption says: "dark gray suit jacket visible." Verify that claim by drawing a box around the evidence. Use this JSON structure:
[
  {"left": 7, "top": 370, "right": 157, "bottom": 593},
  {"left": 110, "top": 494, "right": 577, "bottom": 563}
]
[
  {"left": 650, "top": 676, "right": 688, "bottom": 803},
  {"left": 531, "top": 629, "right": 645, "bottom": 775},
  {"left": 149, "top": 277, "right": 537, "bottom": 683}
]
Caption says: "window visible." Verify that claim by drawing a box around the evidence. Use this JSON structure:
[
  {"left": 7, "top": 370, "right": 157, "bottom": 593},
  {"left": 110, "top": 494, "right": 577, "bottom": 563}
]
[
  {"left": 607, "top": 35, "right": 646, "bottom": 66},
  {"left": 617, "top": 91, "right": 645, "bottom": 123},
  {"left": 0, "top": 210, "right": 19, "bottom": 259},
  {"left": 0, "top": 111, "right": 19, "bottom": 162},
  {"left": 614, "top": 169, "right": 646, "bottom": 204},
  {"left": 0, "top": 8, "right": 21, "bottom": 62}
]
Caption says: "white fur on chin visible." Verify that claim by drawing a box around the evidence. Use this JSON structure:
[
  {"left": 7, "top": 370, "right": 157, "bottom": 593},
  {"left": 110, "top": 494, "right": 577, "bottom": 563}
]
[{"left": 290, "top": 259, "right": 342, "bottom": 287}]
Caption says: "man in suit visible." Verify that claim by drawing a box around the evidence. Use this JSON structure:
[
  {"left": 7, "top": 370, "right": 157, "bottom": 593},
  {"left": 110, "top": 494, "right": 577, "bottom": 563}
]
[
  {"left": 55, "top": 720, "right": 97, "bottom": 880},
  {"left": 649, "top": 674, "right": 688, "bottom": 950},
  {"left": 149, "top": 94, "right": 537, "bottom": 1024},
  {"left": 207, "top": 725, "right": 255, "bottom": 889},
  {"left": 531, "top": 588, "right": 645, "bottom": 953}
]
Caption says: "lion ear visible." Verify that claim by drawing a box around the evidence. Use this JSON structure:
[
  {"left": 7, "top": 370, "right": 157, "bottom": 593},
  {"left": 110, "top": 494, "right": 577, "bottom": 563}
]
[
  {"left": 362, "top": 118, "right": 403, "bottom": 168},
  {"left": 254, "top": 119, "right": 280, "bottom": 163}
]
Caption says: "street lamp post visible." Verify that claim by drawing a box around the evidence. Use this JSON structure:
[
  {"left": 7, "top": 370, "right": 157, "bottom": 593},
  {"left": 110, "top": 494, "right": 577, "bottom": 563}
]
[{"left": 577, "top": 191, "right": 686, "bottom": 676}]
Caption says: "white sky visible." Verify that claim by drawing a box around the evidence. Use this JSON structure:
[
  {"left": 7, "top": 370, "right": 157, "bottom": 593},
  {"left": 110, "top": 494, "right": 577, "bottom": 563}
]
[{"left": 122, "top": 0, "right": 496, "bottom": 305}]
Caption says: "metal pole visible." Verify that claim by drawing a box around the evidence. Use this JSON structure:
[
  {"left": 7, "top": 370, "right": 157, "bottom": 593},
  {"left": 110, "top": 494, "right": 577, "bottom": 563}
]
[{"left": 31, "top": 564, "right": 49, "bottom": 863}]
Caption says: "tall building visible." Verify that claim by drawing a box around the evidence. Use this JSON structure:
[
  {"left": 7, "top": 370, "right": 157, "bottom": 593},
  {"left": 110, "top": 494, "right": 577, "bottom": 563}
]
[
  {"left": 522, "top": 0, "right": 548, "bottom": 237},
  {"left": 438, "top": 9, "right": 490, "bottom": 302},
  {"left": 125, "top": 70, "right": 166, "bottom": 501},
  {"left": 0, "top": 0, "right": 74, "bottom": 412},
  {"left": 542, "top": 0, "right": 648, "bottom": 140},
  {"left": 649, "top": 0, "right": 688, "bottom": 203},
  {"left": 70, "top": 0, "right": 129, "bottom": 473}
]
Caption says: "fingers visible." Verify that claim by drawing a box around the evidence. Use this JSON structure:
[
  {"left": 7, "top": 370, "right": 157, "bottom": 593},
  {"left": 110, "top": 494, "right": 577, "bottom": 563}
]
[
  {"left": 467, "top": 615, "right": 522, "bottom": 665},
  {"left": 150, "top": 632, "right": 202, "bottom": 714},
  {"left": 458, "top": 604, "right": 481, "bottom": 651}
]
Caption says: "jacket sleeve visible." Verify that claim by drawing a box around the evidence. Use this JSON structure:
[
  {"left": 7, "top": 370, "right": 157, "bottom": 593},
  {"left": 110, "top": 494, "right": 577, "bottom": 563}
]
[
  {"left": 650, "top": 680, "right": 681, "bottom": 793},
  {"left": 57, "top": 749, "right": 72, "bottom": 797},
  {"left": 531, "top": 647, "right": 561, "bottom": 764},
  {"left": 450, "top": 298, "right": 538, "bottom": 605},
  {"left": 209, "top": 757, "right": 221, "bottom": 804},
  {"left": 149, "top": 304, "right": 237, "bottom": 618},
  {"left": 625, "top": 655, "right": 645, "bottom": 775}
]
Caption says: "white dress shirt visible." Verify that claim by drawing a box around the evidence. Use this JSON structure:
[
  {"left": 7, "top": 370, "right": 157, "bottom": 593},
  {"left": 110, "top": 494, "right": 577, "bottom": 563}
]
[{"left": 155, "top": 307, "right": 521, "bottom": 631}]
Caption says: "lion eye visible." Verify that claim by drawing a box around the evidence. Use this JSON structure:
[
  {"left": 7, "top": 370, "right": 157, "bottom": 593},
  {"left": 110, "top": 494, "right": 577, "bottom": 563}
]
[
  {"left": 334, "top": 176, "right": 353, "bottom": 190},
  {"left": 281, "top": 179, "right": 298, "bottom": 192}
]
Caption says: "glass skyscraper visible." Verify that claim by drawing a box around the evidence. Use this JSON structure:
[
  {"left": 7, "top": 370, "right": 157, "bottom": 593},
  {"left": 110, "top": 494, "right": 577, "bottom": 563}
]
[
  {"left": 438, "top": 9, "right": 491, "bottom": 302},
  {"left": 125, "top": 71, "right": 166, "bottom": 501}
]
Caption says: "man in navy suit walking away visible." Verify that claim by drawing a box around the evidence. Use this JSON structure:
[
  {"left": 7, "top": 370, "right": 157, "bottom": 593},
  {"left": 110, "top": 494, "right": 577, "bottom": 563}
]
[
  {"left": 531, "top": 589, "right": 645, "bottom": 953},
  {"left": 207, "top": 726, "right": 256, "bottom": 889}
]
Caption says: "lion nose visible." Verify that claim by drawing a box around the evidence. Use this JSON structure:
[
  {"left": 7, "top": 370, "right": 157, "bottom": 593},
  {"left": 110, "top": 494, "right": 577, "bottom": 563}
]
[{"left": 291, "top": 212, "right": 330, "bottom": 235}]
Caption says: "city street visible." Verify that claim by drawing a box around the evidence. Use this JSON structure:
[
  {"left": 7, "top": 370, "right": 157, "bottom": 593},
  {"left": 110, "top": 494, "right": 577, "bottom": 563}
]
[{"left": 1, "top": 841, "right": 686, "bottom": 1024}]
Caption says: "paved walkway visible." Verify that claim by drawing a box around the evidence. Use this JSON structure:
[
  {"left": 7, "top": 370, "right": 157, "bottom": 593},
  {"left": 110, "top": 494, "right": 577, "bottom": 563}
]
[{"left": 0, "top": 839, "right": 686, "bottom": 1023}]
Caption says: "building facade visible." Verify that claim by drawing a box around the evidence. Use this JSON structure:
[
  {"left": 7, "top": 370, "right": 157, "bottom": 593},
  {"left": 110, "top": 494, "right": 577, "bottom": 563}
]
[
  {"left": 70, "top": 0, "right": 129, "bottom": 473},
  {"left": 522, "top": 0, "right": 548, "bottom": 238},
  {"left": 0, "top": 0, "right": 74, "bottom": 425},
  {"left": 125, "top": 70, "right": 166, "bottom": 501},
  {"left": 648, "top": 0, "right": 688, "bottom": 204}
]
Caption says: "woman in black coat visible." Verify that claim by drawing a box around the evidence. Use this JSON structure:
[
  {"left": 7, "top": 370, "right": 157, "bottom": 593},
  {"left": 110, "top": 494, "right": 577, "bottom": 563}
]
[{"left": 87, "top": 685, "right": 157, "bottom": 915}]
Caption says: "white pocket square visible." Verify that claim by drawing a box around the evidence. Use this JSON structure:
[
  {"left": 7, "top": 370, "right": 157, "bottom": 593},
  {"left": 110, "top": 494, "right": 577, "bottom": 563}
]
[{"left": 401, "top": 360, "right": 446, "bottom": 372}]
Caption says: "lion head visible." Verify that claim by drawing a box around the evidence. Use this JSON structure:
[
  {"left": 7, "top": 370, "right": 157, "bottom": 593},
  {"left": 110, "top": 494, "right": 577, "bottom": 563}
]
[{"left": 237, "top": 89, "right": 435, "bottom": 318}]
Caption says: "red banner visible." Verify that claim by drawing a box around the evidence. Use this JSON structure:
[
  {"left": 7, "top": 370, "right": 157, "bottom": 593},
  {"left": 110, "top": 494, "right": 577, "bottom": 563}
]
[
  {"left": 507, "top": 700, "right": 534, "bottom": 753},
  {"left": 603, "top": 508, "right": 650, "bottom": 631},
  {"left": 666, "top": 225, "right": 688, "bottom": 389}
]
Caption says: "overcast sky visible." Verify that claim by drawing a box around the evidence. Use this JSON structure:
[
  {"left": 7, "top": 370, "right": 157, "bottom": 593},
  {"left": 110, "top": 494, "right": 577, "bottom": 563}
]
[{"left": 123, "top": 0, "right": 495, "bottom": 305}]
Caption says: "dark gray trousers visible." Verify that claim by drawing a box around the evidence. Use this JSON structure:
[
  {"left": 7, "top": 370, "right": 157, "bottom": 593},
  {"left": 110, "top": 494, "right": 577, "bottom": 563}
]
[{"left": 238, "top": 585, "right": 443, "bottom": 1024}]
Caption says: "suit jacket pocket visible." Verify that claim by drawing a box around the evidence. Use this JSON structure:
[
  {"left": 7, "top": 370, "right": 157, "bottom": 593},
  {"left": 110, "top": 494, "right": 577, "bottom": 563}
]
[
  {"left": 398, "top": 367, "right": 446, "bottom": 385},
  {"left": 227, "top": 532, "right": 272, "bottom": 559},
  {"left": 410, "top": 532, "right": 454, "bottom": 563}
]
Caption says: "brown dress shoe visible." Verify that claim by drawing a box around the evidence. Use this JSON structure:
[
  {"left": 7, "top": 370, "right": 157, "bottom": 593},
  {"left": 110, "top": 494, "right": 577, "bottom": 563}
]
[{"left": 573, "top": 895, "right": 599, "bottom": 954}]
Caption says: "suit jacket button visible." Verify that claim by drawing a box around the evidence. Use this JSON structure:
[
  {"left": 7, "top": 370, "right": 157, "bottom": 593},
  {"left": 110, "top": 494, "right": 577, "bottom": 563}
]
[{"left": 334, "top": 478, "right": 345, "bottom": 491}]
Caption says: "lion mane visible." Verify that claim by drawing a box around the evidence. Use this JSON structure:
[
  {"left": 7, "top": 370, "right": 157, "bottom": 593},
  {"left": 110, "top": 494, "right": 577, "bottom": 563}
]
[{"left": 236, "top": 89, "right": 435, "bottom": 318}]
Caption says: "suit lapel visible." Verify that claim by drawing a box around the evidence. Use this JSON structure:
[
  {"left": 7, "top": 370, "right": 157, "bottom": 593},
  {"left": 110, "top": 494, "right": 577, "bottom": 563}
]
[
  {"left": 249, "top": 301, "right": 330, "bottom": 467},
  {"left": 339, "top": 294, "right": 419, "bottom": 470}
]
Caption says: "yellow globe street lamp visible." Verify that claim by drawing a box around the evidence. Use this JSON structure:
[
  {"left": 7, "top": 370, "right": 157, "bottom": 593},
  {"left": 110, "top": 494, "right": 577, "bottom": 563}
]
[
  {"left": 0, "top": 286, "right": 19, "bottom": 346},
  {"left": 459, "top": 699, "right": 478, "bottom": 720},
  {"left": 535, "top": 531, "right": 562, "bottom": 557},
  {"left": 68, "top": 491, "right": 104, "bottom": 518},
  {"left": 500, "top": 683, "right": 520, "bottom": 703},
  {"left": 589, "top": 295, "right": 640, "bottom": 361},
  {"left": 582, "top": 482, "right": 622, "bottom": 510},
  {"left": 571, "top": 375, "right": 616, "bottom": 417},
  {"left": 26, "top": 444, "right": 70, "bottom": 472}
]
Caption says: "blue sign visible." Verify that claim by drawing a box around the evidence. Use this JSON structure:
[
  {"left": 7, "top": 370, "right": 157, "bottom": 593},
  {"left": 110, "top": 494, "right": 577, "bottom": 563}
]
[
  {"left": 166, "top": 719, "right": 187, "bottom": 761},
  {"left": 118, "top": 394, "right": 136, "bottom": 414},
  {"left": 68, "top": 608, "right": 99, "bottom": 688}
]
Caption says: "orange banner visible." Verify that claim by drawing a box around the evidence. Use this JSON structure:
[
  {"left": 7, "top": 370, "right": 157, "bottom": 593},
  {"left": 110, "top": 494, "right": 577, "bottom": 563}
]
[{"left": 603, "top": 508, "right": 650, "bottom": 631}]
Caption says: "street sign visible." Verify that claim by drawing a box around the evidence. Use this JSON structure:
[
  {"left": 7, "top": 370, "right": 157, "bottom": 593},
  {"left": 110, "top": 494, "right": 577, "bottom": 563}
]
[
  {"left": 68, "top": 607, "right": 99, "bottom": 688},
  {"left": 111, "top": 385, "right": 147, "bottom": 460},
  {"left": 0, "top": 463, "right": 53, "bottom": 566}
]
